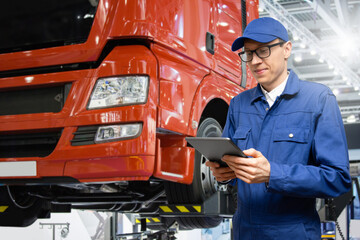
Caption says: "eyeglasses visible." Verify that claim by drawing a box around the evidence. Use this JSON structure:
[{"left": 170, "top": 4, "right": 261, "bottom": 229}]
[{"left": 238, "top": 41, "right": 285, "bottom": 62}]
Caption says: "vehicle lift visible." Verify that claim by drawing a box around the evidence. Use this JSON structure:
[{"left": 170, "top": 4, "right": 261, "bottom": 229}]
[
  {"left": 318, "top": 177, "right": 360, "bottom": 240},
  {"left": 113, "top": 190, "right": 235, "bottom": 240},
  {"left": 112, "top": 178, "right": 360, "bottom": 240}
]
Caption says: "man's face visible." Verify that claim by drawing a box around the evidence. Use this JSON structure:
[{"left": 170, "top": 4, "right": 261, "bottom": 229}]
[{"left": 244, "top": 39, "right": 292, "bottom": 92}]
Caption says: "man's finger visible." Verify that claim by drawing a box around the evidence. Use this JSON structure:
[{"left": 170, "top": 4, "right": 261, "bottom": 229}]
[
  {"left": 243, "top": 148, "right": 263, "bottom": 158},
  {"left": 205, "top": 160, "right": 220, "bottom": 168},
  {"left": 222, "top": 155, "right": 250, "bottom": 165}
]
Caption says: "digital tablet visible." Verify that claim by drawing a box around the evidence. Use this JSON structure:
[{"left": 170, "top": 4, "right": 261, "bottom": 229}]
[{"left": 185, "top": 137, "right": 247, "bottom": 167}]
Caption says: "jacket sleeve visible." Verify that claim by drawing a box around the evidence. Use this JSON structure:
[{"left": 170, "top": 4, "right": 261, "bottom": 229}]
[{"left": 267, "top": 90, "right": 352, "bottom": 198}]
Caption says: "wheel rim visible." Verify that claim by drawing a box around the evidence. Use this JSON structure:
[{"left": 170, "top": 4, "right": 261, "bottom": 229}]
[
  {"left": 163, "top": 117, "right": 224, "bottom": 229},
  {"left": 198, "top": 119, "right": 222, "bottom": 199}
]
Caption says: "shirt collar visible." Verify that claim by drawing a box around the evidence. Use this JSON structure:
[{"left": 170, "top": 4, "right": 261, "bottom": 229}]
[{"left": 260, "top": 74, "right": 288, "bottom": 103}]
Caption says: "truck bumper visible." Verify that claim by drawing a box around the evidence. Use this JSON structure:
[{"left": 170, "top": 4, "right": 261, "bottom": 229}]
[{"left": 0, "top": 45, "right": 159, "bottom": 183}]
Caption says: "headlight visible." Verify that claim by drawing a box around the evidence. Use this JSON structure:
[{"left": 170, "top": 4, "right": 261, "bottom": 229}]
[
  {"left": 88, "top": 75, "right": 149, "bottom": 109},
  {"left": 95, "top": 123, "right": 142, "bottom": 143}
]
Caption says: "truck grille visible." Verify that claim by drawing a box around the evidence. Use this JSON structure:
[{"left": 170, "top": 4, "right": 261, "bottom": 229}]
[
  {"left": 71, "top": 126, "right": 97, "bottom": 146},
  {"left": 0, "top": 83, "right": 72, "bottom": 115},
  {"left": 0, "top": 130, "right": 62, "bottom": 158}
]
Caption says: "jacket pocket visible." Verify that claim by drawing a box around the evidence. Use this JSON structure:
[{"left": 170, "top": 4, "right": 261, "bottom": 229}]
[
  {"left": 273, "top": 127, "right": 309, "bottom": 143},
  {"left": 233, "top": 126, "right": 251, "bottom": 150},
  {"left": 272, "top": 127, "right": 310, "bottom": 164}
]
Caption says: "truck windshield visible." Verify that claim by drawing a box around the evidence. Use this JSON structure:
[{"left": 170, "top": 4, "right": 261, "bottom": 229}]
[{"left": 0, "top": 0, "right": 98, "bottom": 54}]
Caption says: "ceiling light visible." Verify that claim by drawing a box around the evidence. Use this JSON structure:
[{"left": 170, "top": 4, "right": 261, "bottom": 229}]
[
  {"left": 332, "top": 89, "right": 339, "bottom": 95},
  {"left": 258, "top": 1, "right": 265, "bottom": 12},
  {"left": 318, "top": 57, "right": 324, "bottom": 63},
  {"left": 346, "top": 114, "right": 357, "bottom": 124},
  {"left": 294, "top": 53, "right": 302, "bottom": 62},
  {"left": 292, "top": 32, "right": 299, "bottom": 41}
]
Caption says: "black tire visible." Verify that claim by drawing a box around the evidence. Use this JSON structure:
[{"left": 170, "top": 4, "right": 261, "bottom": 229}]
[
  {"left": 0, "top": 186, "right": 50, "bottom": 227},
  {"left": 164, "top": 117, "right": 223, "bottom": 230}
]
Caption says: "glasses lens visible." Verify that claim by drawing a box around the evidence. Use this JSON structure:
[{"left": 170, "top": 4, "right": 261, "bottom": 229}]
[
  {"left": 256, "top": 46, "right": 270, "bottom": 58},
  {"left": 239, "top": 51, "right": 252, "bottom": 62}
]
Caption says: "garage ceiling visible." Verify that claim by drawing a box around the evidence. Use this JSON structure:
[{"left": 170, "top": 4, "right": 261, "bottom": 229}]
[{"left": 259, "top": 0, "right": 360, "bottom": 124}]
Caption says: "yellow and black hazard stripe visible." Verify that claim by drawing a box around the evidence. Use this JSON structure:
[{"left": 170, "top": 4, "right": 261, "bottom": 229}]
[
  {"left": 321, "top": 234, "right": 335, "bottom": 239},
  {"left": 0, "top": 206, "right": 8, "bottom": 213},
  {"left": 159, "top": 205, "right": 202, "bottom": 214},
  {"left": 135, "top": 217, "right": 161, "bottom": 224}
]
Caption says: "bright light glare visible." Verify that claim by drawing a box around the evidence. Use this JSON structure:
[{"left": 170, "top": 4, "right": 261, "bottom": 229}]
[
  {"left": 339, "top": 36, "right": 356, "bottom": 57},
  {"left": 294, "top": 53, "right": 302, "bottom": 62},
  {"left": 293, "top": 34, "right": 299, "bottom": 41},
  {"left": 347, "top": 115, "right": 357, "bottom": 123},
  {"left": 25, "top": 76, "right": 34, "bottom": 83},
  {"left": 218, "top": 22, "right": 228, "bottom": 27}
]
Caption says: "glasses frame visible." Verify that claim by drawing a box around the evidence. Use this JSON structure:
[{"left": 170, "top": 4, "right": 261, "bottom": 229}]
[{"left": 238, "top": 41, "right": 286, "bottom": 62}]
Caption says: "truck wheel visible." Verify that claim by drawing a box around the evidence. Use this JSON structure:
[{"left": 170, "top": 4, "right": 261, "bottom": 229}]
[
  {"left": 0, "top": 186, "right": 49, "bottom": 227},
  {"left": 164, "top": 117, "right": 223, "bottom": 229}
]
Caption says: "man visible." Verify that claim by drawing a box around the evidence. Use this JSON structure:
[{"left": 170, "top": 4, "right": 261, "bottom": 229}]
[{"left": 206, "top": 17, "right": 351, "bottom": 239}]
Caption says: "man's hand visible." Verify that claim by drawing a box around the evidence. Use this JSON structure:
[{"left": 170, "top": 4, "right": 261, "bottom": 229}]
[
  {"left": 222, "top": 148, "right": 270, "bottom": 184},
  {"left": 205, "top": 161, "right": 236, "bottom": 182}
]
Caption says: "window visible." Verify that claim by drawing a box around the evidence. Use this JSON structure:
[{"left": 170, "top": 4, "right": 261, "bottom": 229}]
[{"left": 0, "top": 0, "right": 98, "bottom": 53}]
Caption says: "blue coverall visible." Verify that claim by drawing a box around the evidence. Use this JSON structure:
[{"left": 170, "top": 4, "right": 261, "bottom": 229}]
[{"left": 222, "top": 70, "right": 352, "bottom": 239}]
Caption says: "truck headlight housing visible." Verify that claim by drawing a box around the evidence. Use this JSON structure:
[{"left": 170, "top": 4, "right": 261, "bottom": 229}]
[
  {"left": 88, "top": 75, "right": 149, "bottom": 109},
  {"left": 95, "top": 123, "right": 142, "bottom": 143}
]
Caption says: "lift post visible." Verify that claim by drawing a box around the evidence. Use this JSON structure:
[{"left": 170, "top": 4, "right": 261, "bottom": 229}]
[{"left": 157, "top": 190, "right": 236, "bottom": 218}]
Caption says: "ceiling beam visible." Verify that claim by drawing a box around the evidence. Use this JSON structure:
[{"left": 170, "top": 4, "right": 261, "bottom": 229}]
[
  {"left": 334, "top": 0, "right": 350, "bottom": 27},
  {"left": 307, "top": 0, "right": 346, "bottom": 35},
  {"left": 298, "top": 71, "right": 337, "bottom": 79}
]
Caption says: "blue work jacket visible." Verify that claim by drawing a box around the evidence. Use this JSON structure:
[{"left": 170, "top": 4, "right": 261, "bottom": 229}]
[{"left": 222, "top": 70, "right": 351, "bottom": 240}]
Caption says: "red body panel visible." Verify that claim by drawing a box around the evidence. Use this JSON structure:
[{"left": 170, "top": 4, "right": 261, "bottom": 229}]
[{"left": 0, "top": 0, "right": 258, "bottom": 184}]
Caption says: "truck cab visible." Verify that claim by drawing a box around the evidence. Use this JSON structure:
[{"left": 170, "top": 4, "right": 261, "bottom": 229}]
[{"left": 0, "top": 0, "right": 258, "bottom": 229}]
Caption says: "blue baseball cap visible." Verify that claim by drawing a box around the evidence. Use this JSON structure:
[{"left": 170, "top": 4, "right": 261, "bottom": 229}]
[{"left": 231, "top": 17, "right": 289, "bottom": 51}]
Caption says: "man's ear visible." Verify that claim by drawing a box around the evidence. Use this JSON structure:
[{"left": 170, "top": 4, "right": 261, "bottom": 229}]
[{"left": 284, "top": 41, "right": 292, "bottom": 60}]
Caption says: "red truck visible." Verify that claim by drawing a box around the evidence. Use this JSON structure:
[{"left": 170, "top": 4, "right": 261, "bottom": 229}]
[{"left": 0, "top": 0, "right": 258, "bottom": 229}]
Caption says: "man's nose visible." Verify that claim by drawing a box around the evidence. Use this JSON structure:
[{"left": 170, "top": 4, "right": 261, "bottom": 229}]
[{"left": 251, "top": 53, "right": 263, "bottom": 64}]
